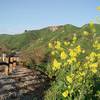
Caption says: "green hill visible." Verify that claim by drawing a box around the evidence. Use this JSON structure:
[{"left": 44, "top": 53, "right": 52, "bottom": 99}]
[{"left": 0, "top": 24, "right": 100, "bottom": 65}]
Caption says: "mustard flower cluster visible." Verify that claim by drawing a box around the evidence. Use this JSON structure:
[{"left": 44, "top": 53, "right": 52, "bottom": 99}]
[{"left": 48, "top": 34, "right": 99, "bottom": 99}]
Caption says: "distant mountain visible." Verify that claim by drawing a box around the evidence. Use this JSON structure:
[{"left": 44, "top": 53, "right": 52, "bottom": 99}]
[
  {"left": 0, "top": 24, "right": 75, "bottom": 50},
  {"left": 0, "top": 24, "right": 100, "bottom": 54}
]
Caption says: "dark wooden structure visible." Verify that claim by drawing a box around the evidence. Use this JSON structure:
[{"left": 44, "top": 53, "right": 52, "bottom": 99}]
[{"left": 0, "top": 53, "right": 19, "bottom": 75}]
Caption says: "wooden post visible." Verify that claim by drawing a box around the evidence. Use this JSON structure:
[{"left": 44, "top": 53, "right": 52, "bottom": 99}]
[
  {"left": 13, "top": 57, "right": 17, "bottom": 70},
  {"left": 4, "top": 66, "right": 9, "bottom": 75},
  {"left": 2, "top": 53, "right": 6, "bottom": 62},
  {"left": 8, "top": 57, "right": 13, "bottom": 74},
  {"left": 13, "top": 62, "right": 16, "bottom": 70},
  {"left": 5, "top": 57, "right": 9, "bottom": 63},
  {"left": 10, "top": 57, "right": 13, "bottom": 63},
  {"left": 9, "top": 63, "right": 13, "bottom": 74}
]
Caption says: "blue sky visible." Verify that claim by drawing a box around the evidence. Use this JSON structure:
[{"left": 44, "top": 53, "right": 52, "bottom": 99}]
[{"left": 0, "top": 0, "right": 100, "bottom": 34}]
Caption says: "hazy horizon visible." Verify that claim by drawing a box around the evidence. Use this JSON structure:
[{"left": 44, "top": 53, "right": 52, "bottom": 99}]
[{"left": 0, "top": 23, "right": 91, "bottom": 35}]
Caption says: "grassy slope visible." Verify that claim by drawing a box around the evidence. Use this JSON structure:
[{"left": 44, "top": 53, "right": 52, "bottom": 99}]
[{"left": 0, "top": 24, "right": 99, "bottom": 53}]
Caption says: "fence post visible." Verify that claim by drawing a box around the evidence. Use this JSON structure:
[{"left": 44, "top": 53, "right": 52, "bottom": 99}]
[
  {"left": 8, "top": 57, "right": 13, "bottom": 74},
  {"left": 4, "top": 66, "right": 9, "bottom": 75}
]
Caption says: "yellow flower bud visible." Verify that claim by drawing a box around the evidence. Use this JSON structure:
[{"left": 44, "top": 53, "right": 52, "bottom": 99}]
[{"left": 62, "top": 90, "right": 68, "bottom": 97}]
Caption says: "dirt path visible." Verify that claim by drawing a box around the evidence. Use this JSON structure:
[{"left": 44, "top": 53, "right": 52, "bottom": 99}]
[{"left": 0, "top": 66, "right": 50, "bottom": 100}]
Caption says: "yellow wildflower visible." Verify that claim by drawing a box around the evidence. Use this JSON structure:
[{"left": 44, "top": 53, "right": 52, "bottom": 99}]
[
  {"left": 82, "top": 50, "right": 85, "bottom": 53},
  {"left": 91, "top": 68, "right": 97, "bottom": 73},
  {"left": 90, "top": 63, "right": 98, "bottom": 68},
  {"left": 89, "top": 21, "right": 96, "bottom": 32},
  {"left": 60, "top": 51, "right": 67, "bottom": 60},
  {"left": 93, "top": 41, "right": 100, "bottom": 50},
  {"left": 57, "top": 41, "right": 61, "bottom": 45},
  {"left": 51, "top": 51, "right": 55, "bottom": 55},
  {"left": 84, "top": 63, "right": 88, "bottom": 68},
  {"left": 78, "top": 61, "right": 81, "bottom": 66},
  {"left": 88, "top": 52, "right": 96, "bottom": 62},
  {"left": 68, "top": 85, "right": 71, "bottom": 89},
  {"left": 71, "top": 44, "right": 74, "bottom": 46},
  {"left": 95, "top": 40, "right": 98, "bottom": 44},
  {"left": 96, "top": 43, "right": 100, "bottom": 50},
  {"left": 71, "top": 57, "right": 77, "bottom": 62},
  {"left": 96, "top": 6, "right": 100, "bottom": 11},
  {"left": 93, "top": 41, "right": 98, "bottom": 47},
  {"left": 89, "top": 21, "right": 94, "bottom": 27},
  {"left": 67, "top": 57, "right": 76, "bottom": 64},
  {"left": 52, "top": 59, "right": 61, "bottom": 70},
  {"left": 66, "top": 76, "right": 73, "bottom": 83},
  {"left": 67, "top": 59, "right": 73, "bottom": 65},
  {"left": 48, "top": 43, "right": 52, "bottom": 48},
  {"left": 76, "top": 45, "right": 81, "bottom": 53},
  {"left": 64, "top": 41, "right": 69, "bottom": 46},
  {"left": 68, "top": 42, "right": 70, "bottom": 45},
  {"left": 83, "top": 31, "right": 89, "bottom": 36},
  {"left": 90, "top": 52, "right": 97, "bottom": 58},
  {"left": 69, "top": 49, "right": 77, "bottom": 57},
  {"left": 55, "top": 41, "right": 61, "bottom": 49},
  {"left": 72, "top": 36, "right": 77, "bottom": 44},
  {"left": 62, "top": 90, "right": 68, "bottom": 97},
  {"left": 73, "top": 36, "right": 77, "bottom": 41}
]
